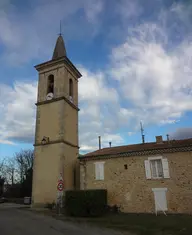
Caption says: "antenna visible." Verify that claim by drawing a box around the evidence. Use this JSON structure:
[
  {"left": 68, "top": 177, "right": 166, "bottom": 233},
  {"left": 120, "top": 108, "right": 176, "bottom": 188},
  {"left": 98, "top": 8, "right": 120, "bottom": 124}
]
[{"left": 140, "top": 121, "right": 145, "bottom": 144}]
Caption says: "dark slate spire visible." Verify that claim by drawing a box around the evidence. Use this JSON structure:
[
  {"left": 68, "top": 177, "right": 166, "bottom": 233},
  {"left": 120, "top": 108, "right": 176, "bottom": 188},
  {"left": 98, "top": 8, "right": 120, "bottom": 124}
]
[{"left": 52, "top": 35, "right": 67, "bottom": 60}]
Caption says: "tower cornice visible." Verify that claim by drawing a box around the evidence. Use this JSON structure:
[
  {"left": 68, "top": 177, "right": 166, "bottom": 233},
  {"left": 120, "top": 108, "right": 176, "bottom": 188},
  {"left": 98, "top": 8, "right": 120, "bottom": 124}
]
[
  {"left": 34, "top": 56, "right": 82, "bottom": 79},
  {"left": 35, "top": 95, "right": 80, "bottom": 111},
  {"left": 33, "top": 139, "right": 80, "bottom": 149}
]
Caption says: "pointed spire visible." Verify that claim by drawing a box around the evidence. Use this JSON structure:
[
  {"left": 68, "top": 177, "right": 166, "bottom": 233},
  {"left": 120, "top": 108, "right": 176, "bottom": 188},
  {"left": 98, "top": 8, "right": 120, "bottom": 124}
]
[{"left": 52, "top": 35, "right": 67, "bottom": 60}]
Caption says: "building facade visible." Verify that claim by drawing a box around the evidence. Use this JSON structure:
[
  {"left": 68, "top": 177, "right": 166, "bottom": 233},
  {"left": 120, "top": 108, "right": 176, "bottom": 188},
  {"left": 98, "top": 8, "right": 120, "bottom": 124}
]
[{"left": 80, "top": 136, "right": 192, "bottom": 214}]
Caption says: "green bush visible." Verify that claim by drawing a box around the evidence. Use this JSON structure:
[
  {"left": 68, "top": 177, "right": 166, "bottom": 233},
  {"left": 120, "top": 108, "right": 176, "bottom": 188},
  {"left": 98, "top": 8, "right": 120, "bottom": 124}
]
[{"left": 65, "top": 189, "right": 107, "bottom": 217}]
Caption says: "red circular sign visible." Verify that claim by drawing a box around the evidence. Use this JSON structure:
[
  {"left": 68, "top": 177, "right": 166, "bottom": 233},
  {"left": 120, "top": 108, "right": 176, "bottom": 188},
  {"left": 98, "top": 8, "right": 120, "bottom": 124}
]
[{"left": 57, "top": 180, "right": 64, "bottom": 191}]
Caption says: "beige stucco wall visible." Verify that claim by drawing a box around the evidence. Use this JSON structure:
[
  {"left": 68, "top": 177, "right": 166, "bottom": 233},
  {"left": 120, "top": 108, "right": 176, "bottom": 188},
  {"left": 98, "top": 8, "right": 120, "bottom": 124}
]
[
  {"left": 32, "top": 144, "right": 63, "bottom": 205},
  {"left": 80, "top": 151, "right": 192, "bottom": 213},
  {"left": 36, "top": 100, "right": 64, "bottom": 143},
  {"left": 62, "top": 143, "right": 79, "bottom": 190},
  {"left": 35, "top": 98, "right": 78, "bottom": 146},
  {"left": 63, "top": 101, "right": 78, "bottom": 146},
  {"left": 32, "top": 142, "right": 78, "bottom": 206}
]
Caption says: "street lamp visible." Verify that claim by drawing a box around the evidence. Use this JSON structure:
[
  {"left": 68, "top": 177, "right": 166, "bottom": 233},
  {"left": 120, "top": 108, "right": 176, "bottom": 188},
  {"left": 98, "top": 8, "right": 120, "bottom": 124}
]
[{"left": 41, "top": 136, "right": 49, "bottom": 145}]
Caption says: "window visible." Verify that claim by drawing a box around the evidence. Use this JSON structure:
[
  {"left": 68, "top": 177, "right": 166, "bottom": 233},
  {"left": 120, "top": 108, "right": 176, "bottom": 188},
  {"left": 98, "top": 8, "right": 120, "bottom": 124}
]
[
  {"left": 94, "top": 162, "right": 105, "bottom": 180},
  {"left": 144, "top": 157, "right": 170, "bottom": 179},
  {"left": 47, "top": 75, "right": 54, "bottom": 94},
  {"left": 69, "top": 78, "right": 73, "bottom": 97},
  {"left": 150, "top": 159, "right": 163, "bottom": 178}
]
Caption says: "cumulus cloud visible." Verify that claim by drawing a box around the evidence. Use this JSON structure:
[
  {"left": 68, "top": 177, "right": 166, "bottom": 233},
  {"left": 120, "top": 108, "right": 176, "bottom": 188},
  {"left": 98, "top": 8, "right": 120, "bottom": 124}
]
[
  {"left": 170, "top": 128, "right": 192, "bottom": 140},
  {"left": 110, "top": 4, "right": 192, "bottom": 127},
  {"left": 0, "top": 81, "right": 37, "bottom": 144}
]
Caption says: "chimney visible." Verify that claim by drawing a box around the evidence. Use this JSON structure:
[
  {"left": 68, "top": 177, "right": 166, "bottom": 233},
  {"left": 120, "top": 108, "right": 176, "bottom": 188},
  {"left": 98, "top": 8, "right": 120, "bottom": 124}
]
[
  {"left": 156, "top": 135, "right": 163, "bottom": 143},
  {"left": 98, "top": 136, "right": 101, "bottom": 150},
  {"left": 109, "top": 142, "right": 112, "bottom": 147}
]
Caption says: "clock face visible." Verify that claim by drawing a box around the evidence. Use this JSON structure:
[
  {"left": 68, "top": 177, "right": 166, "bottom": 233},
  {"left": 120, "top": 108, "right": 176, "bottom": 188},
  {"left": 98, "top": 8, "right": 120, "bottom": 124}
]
[{"left": 46, "top": 93, "right": 53, "bottom": 100}]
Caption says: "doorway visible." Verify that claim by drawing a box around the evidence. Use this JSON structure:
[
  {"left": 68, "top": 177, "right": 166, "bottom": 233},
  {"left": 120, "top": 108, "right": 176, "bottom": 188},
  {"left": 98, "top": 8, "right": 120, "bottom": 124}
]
[{"left": 152, "top": 188, "right": 168, "bottom": 212}]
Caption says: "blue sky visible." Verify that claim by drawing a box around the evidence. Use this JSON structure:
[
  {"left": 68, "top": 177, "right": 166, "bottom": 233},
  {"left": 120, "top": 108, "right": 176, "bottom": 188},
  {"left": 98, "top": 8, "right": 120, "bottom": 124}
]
[{"left": 0, "top": 0, "right": 192, "bottom": 158}]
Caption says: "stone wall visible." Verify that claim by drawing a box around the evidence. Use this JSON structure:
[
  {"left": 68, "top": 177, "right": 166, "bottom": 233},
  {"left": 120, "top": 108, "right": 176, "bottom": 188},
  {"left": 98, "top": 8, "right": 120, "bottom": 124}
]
[{"left": 80, "top": 151, "right": 192, "bottom": 213}]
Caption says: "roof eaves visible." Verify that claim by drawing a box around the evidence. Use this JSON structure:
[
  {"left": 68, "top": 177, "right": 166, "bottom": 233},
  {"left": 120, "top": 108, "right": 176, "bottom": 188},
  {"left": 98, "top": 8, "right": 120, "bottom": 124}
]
[{"left": 80, "top": 145, "right": 192, "bottom": 161}]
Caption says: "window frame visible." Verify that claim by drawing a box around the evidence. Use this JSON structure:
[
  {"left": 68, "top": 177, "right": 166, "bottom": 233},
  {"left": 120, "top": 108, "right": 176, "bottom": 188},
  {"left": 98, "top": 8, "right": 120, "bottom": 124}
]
[
  {"left": 150, "top": 159, "right": 164, "bottom": 179},
  {"left": 144, "top": 156, "right": 170, "bottom": 180}
]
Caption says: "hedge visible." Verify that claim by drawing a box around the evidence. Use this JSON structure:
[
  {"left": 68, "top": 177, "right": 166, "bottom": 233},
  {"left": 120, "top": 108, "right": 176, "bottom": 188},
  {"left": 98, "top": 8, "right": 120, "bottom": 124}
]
[{"left": 65, "top": 189, "right": 107, "bottom": 217}]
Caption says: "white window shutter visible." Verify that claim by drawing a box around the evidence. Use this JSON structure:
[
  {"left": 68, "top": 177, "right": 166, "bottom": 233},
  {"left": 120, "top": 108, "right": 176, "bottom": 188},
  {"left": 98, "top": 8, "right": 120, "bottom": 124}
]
[
  {"left": 95, "top": 163, "right": 100, "bottom": 180},
  {"left": 99, "top": 163, "right": 104, "bottom": 180},
  {"left": 162, "top": 158, "right": 170, "bottom": 178},
  {"left": 144, "top": 160, "right": 152, "bottom": 179}
]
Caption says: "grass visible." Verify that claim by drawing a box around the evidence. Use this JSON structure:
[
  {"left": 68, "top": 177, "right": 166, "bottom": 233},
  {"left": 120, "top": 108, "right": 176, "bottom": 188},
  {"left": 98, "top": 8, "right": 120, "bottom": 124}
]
[
  {"left": 23, "top": 208, "right": 192, "bottom": 235},
  {"left": 58, "top": 213, "right": 192, "bottom": 235}
]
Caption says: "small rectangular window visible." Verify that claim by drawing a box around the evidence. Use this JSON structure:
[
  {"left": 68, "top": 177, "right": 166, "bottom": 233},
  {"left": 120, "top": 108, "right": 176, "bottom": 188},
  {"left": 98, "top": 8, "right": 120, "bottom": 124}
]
[
  {"left": 94, "top": 162, "right": 105, "bottom": 180},
  {"left": 47, "top": 75, "right": 54, "bottom": 94},
  {"left": 150, "top": 159, "right": 163, "bottom": 179}
]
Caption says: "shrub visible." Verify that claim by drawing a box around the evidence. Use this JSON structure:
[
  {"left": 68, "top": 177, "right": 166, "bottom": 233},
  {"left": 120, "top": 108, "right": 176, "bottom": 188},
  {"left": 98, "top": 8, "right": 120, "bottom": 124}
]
[{"left": 65, "top": 189, "right": 107, "bottom": 217}]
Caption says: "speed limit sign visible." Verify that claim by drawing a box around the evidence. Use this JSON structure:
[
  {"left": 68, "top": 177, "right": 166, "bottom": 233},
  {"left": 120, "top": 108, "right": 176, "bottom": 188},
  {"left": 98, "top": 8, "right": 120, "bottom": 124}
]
[{"left": 57, "top": 180, "right": 64, "bottom": 191}]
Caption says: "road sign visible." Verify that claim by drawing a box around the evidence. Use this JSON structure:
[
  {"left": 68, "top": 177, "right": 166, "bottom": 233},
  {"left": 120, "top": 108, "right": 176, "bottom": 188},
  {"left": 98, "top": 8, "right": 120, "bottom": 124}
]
[{"left": 57, "top": 180, "right": 64, "bottom": 191}]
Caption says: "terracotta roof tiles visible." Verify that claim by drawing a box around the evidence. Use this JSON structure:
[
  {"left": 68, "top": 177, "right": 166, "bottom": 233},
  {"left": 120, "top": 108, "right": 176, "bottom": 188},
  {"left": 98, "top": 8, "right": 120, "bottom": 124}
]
[{"left": 81, "top": 138, "right": 192, "bottom": 159}]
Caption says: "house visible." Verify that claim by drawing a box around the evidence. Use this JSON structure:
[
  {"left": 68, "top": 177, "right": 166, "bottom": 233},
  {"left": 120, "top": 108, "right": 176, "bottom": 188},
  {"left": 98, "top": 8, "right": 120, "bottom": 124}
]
[{"left": 79, "top": 136, "right": 192, "bottom": 214}]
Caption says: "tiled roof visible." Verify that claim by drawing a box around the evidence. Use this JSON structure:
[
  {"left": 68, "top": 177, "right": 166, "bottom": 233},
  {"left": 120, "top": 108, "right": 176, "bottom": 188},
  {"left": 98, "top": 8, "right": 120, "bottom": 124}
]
[{"left": 80, "top": 138, "right": 192, "bottom": 160}]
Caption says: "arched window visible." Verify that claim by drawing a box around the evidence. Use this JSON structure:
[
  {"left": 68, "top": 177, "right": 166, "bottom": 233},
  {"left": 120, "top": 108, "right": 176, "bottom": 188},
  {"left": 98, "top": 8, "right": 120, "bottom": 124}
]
[
  {"left": 69, "top": 78, "right": 73, "bottom": 97},
  {"left": 47, "top": 75, "right": 54, "bottom": 94}
]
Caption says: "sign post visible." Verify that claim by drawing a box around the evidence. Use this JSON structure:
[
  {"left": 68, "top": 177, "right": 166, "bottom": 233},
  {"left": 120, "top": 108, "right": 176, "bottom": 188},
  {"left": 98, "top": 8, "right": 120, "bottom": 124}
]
[{"left": 57, "top": 173, "right": 64, "bottom": 215}]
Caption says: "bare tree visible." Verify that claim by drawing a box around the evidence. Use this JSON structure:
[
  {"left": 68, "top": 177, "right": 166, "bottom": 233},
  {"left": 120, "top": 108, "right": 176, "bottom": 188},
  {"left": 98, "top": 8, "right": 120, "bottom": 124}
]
[
  {"left": 0, "top": 159, "right": 4, "bottom": 175},
  {"left": 14, "top": 149, "right": 34, "bottom": 183},
  {"left": 4, "top": 157, "right": 18, "bottom": 185},
  {"left": 0, "top": 159, "right": 6, "bottom": 196},
  {"left": 0, "top": 159, "right": 6, "bottom": 179}
]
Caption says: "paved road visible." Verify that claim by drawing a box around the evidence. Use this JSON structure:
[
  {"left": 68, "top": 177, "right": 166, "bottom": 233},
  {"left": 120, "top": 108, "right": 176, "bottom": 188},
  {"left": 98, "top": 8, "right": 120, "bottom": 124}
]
[{"left": 0, "top": 204, "right": 132, "bottom": 235}]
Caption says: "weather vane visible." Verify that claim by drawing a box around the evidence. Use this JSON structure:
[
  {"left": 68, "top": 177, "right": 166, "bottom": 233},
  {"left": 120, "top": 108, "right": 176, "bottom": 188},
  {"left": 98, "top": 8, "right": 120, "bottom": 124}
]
[{"left": 59, "top": 20, "right": 62, "bottom": 36}]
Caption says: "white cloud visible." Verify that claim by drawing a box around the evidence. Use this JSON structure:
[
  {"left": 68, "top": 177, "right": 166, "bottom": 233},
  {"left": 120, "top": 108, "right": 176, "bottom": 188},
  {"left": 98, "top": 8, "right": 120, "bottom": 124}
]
[
  {"left": 83, "top": 0, "right": 103, "bottom": 24},
  {"left": 0, "top": 81, "right": 37, "bottom": 144},
  {"left": 0, "top": 0, "right": 105, "bottom": 66},
  {"left": 110, "top": 11, "right": 192, "bottom": 127},
  {"left": 116, "top": 0, "right": 143, "bottom": 20},
  {"left": 78, "top": 67, "right": 118, "bottom": 103}
]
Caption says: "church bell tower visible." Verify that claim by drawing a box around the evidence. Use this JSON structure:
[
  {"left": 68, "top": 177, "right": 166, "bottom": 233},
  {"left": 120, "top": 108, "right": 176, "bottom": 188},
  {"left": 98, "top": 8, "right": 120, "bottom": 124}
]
[{"left": 32, "top": 35, "right": 81, "bottom": 206}]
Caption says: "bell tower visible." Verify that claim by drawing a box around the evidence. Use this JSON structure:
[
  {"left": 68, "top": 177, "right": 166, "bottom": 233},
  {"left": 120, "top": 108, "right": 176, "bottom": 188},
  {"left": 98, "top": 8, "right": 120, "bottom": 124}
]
[{"left": 32, "top": 35, "right": 81, "bottom": 207}]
